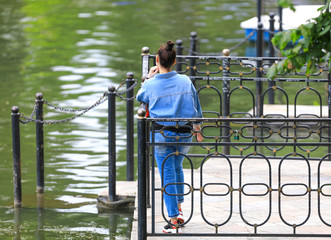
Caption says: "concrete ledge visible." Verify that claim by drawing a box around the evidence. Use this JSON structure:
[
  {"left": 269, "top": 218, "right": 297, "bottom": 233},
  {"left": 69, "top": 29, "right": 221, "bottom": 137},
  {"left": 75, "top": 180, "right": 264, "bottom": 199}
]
[
  {"left": 97, "top": 181, "right": 137, "bottom": 212},
  {"left": 248, "top": 104, "right": 329, "bottom": 118}
]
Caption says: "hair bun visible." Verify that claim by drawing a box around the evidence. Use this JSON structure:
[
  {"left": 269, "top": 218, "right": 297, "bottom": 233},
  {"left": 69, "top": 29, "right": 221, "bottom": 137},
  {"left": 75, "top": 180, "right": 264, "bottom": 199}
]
[{"left": 166, "top": 40, "right": 174, "bottom": 51}]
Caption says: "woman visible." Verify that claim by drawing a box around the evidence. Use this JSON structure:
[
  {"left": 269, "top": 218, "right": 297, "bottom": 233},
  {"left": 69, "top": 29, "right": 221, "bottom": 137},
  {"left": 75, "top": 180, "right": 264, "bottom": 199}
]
[{"left": 136, "top": 40, "right": 203, "bottom": 233}]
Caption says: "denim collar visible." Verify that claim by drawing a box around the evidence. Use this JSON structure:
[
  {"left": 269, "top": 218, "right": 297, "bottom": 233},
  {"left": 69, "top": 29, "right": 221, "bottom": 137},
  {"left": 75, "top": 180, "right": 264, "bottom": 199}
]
[{"left": 154, "top": 71, "right": 177, "bottom": 79}]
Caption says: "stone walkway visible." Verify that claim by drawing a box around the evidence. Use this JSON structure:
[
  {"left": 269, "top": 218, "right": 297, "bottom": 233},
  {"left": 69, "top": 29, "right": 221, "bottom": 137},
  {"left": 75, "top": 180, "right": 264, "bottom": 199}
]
[{"left": 130, "top": 157, "right": 331, "bottom": 239}]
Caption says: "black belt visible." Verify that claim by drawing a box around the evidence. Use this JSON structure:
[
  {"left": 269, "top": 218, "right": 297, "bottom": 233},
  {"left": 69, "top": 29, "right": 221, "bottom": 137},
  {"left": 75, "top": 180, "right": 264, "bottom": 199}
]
[{"left": 153, "top": 122, "right": 192, "bottom": 133}]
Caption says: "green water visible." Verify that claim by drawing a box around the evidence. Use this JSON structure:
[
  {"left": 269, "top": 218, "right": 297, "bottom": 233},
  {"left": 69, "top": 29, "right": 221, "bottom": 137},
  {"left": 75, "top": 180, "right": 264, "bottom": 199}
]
[{"left": 0, "top": 0, "right": 324, "bottom": 239}]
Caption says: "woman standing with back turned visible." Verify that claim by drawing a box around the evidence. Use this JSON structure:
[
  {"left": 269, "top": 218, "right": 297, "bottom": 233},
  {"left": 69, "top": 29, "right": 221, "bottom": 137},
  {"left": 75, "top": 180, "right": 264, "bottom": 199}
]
[{"left": 137, "top": 40, "right": 203, "bottom": 233}]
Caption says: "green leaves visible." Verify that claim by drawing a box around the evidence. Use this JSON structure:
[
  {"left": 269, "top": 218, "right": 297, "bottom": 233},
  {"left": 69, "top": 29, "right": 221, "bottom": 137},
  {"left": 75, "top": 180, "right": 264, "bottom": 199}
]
[
  {"left": 268, "top": 0, "right": 331, "bottom": 79},
  {"left": 277, "top": 0, "right": 295, "bottom": 12}
]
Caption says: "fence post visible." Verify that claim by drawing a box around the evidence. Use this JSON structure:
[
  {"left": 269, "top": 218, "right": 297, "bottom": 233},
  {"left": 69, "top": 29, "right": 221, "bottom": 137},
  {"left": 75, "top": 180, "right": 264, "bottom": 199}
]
[
  {"left": 222, "top": 49, "right": 231, "bottom": 155},
  {"left": 278, "top": 6, "right": 283, "bottom": 32},
  {"left": 268, "top": 13, "right": 275, "bottom": 104},
  {"left": 328, "top": 71, "right": 331, "bottom": 159},
  {"left": 126, "top": 72, "right": 135, "bottom": 181},
  {"left": 142, "top": 47, "right": 150, "bottom": 78},
  {"left": 137, "top": 108, "right": 147, "bottom": 240},
  {"left": 35, "top": 93, "right": 45, "bottom": 193},
  {"left": 176, "top": 39, "right": 183, "bottom": 72},
  {"left": 11, "top": 106, "right": 22, "bottom": 207},
  {"left": 256, "top": 22, "right": 264, "bottom": 117},
  {"left": 108, "top": 86, "right": 117, "bottom": 202},
  {"left": 189, "top": 32, "right": 198, "bottom": 86}
]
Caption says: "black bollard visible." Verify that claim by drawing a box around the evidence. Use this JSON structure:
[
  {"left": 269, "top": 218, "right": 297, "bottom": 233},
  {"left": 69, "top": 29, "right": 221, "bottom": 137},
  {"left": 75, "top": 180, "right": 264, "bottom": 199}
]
[
  {"left": 256, "top": 22, "right": 264, "bottom": 117},
  {"left": 35, "top": 93, "right": 45, "bottom": 193},
  {"left": 176, "top": 39, "right": 183, "bottom": 73},
  {"left": 108, "top": 86, "right": 117, "bottom": 202},
  {"left": 222, "top": 49, "right": 231, "bottom": 155},
  {"left": 137, "top": 108, "right": 147, "bottom": 240},
  {"left": 268, "top": 13, "right": 275, "bottom": 104},
  {"left": 11, "top": 106, "right": 22, "bottom": 207},
  {"left": 126, "top": 72, "right": 135, "bottom": 181}
]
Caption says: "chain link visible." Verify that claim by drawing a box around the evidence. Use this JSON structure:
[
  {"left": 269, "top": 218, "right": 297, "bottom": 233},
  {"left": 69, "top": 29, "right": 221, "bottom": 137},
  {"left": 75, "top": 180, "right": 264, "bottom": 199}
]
[
  {"left": 19, "top": 103, "right": 38, "bottom": 124},
  {"left": 19, "top": 91, "right": 108, "bottom": 125},
  {"left": 17, "top": 77, "right": 139, "bottom": 125},
  {"left": 114, "top": 79, "right": 138, "bottom": 101}
]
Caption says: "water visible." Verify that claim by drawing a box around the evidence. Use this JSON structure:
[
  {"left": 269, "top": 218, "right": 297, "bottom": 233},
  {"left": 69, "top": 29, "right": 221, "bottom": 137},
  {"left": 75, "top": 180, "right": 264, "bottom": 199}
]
[{"left": 0, "top": 0, "right": 323, "bottom": 239}]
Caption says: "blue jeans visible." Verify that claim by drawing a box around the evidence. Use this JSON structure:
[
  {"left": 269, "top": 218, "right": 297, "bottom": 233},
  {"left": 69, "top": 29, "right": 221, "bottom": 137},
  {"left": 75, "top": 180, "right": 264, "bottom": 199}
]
[{"left": 154, "top": 130, "right": 192, "bottom": 218}]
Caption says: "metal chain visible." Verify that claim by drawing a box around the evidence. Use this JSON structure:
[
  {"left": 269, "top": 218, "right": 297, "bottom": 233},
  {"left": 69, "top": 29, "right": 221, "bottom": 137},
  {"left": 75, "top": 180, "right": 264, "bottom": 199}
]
[
  {"left": 115, "top": 79, "right": 138, "bottom": 102},
  {"left": 19, "top": 103, "right": 38, "bottom": 124},
  {"left": 19, "top": 91, "right": 108, "bottom": 125},
  {"left": 44, "top": 100, "right": 90, "bottom": 113},
  {"left": 229, "top": 30, "right": 256, "bottom": 52}
]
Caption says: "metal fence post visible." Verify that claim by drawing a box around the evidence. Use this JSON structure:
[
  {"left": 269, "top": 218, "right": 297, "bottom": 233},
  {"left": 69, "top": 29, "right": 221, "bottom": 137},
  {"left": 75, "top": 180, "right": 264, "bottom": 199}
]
[
  {"left": 222, "top": 49, "right": 231, "bottom": 155},
  {"left": 126, "top": 72, "right": 135, "bottom": 181},
  {"left": 35, "top": 93, "right": 44, "bottom": 193},
  {"left": 268, "top": 13, "right": 275, "bottom": 104},
  {"left": 137, "top": 108, "right": 147, "bottom": 240},
  {"left": 176, "top": 39, "right": 183, "bottom": 72},
  {"left": 278, "top": 6, "right": 283, "bottom": 32},
  {"left": 256, "top": 22, "right": 264, "bottom": 117},
  {"left": 108, "top": 86, "right": 117, "bottom": 202},
  {"left": 328, "top": 71, "right": 331, "bottom": 159},
  {"left": 11, "top": 106, "right": 22, "bottom": 207},
  {"left": 189, "top": 32, "right": 198, "bottom": 86},
  {"left": 142, "top": 47, "right": 150, "bottom": 78}
]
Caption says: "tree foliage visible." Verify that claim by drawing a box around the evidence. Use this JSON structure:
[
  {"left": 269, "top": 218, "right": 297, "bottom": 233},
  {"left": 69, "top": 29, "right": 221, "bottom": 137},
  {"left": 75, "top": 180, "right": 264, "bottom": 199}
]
[{"left": 267, "top": 0, "right": 331, "bottom": 79}]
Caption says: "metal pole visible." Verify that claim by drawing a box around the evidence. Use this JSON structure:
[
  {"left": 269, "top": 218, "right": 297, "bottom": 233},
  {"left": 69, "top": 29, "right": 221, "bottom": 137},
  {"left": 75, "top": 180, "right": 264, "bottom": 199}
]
[
  {"left": 126, "top": 72, "right": 135, "bottom": 181},
  {"left": 328, "top": 71, "right": 331, "bottom": 159},
  {"left": 137, "top": 108, "right": 147, "bottom": 240},
  {"left": 108, "top": 86, "right": 117, "bottom": 202},
  {"left": 222, "top": 49, "right": 231, "bottom": 155},
  {"left": 189, "top": 32, "right": 198, "bottom": 86},
  {"left": 278, "top": 6, "right": 283, "bottom": 32},
  {"left": 257, "top": 0, "right": 262, "bottom": 22},
  {"left": 256, "top": 22, "right": 264, "bottom": 117},
  {"left": 176, "top": 39, "right": 183, "bottom": 73},
  {"left": 35, "top": 93, "right": 44, "bottom": 193},
  {"left": 11, "top": 106, "right": 22, "bottom": 207},
  {"left": 141, "top": 47, "right": 150, "bottom": 79},
  {"left": 268, "top": 13, "right": 275, "bottom": 104}
]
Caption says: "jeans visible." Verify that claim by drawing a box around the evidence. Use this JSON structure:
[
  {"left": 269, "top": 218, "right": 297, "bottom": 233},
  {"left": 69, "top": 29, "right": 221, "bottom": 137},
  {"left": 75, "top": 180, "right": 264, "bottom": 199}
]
[{"left": 154, "top": 130, "right": 192, "bottom": 218}]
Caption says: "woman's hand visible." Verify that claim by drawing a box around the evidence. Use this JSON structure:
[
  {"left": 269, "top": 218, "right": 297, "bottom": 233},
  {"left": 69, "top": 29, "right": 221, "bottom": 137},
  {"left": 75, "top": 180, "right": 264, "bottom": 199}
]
[
  {"left": 193, "top": 124, "right": 204, "bottom": 142},
  {"left": 148, "top": 66, "right": 159, "bottom": 79}
]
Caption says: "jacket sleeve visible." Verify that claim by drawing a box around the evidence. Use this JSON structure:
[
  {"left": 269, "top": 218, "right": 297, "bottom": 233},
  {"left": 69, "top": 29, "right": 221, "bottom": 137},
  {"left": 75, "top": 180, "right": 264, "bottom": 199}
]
[
  {"left": 192, "top": 84, "right": 203, "bottom": 120},
  {"left": 136, "top": 84, "right": 149, "bottom": 104}
]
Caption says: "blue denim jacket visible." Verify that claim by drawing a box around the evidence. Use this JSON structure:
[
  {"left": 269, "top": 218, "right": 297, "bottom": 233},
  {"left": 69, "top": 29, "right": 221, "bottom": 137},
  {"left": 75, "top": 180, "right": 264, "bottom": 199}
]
[{"left": 136, "top": 71, "right": 203, "bottom": 125}]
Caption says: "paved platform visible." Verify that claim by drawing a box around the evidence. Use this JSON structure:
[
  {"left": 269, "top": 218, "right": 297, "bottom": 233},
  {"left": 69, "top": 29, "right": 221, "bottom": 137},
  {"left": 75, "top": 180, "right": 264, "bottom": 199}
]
[
  {"left": 248, "top": 104, "right": 329, "bottom": 118},
  {"left": 130, "top": 157, "right": 331, "bottom": 239}
]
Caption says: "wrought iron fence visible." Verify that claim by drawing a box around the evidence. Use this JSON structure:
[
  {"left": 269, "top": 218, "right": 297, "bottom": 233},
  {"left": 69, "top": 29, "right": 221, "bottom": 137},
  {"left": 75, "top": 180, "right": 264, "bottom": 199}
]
[{"left": 137, "top": 51, "right": 331, "bottom": 238}]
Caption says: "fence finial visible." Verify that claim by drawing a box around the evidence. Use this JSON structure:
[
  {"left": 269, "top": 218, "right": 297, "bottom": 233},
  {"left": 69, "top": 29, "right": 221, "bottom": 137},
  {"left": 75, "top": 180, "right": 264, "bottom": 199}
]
[
  {"left": 108, "top": 85, "right": 116, "bottom": 92},
  {"left": 222, "top": 49, "right": 230, "bottom": 56},
  {"left": 12, "top": 106, "right": 19, "bottom": 113},
  {"left": 137, "top": 108, "right": 146, "bottom": 118},
  {"left": 141, "top": 47, "right": 149, "bottom": 55},
  {"left": 35, "top": 92, "right": 43, "bottom": 100}
]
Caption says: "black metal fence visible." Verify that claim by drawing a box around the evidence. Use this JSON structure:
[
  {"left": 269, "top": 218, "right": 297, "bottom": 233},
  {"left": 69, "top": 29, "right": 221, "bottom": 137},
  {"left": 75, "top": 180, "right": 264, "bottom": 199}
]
[
  {"left": 137, "top": 51, "right": 331, "bottom": 238},
  {"left": 11, "top": 73, "right": 137, "bottom": 208}
]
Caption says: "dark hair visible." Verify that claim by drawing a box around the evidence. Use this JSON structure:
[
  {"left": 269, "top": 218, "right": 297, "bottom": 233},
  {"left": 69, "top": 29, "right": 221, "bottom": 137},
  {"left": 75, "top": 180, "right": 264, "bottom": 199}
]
[{"left": 157, "top": 40, "right": 176, "bottom": 69}]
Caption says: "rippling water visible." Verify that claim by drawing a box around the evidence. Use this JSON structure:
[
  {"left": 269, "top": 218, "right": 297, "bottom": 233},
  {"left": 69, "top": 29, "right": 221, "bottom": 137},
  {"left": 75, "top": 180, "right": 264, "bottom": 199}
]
[{"left": 0, "top": 0, "right": 323, "bottom": 238}]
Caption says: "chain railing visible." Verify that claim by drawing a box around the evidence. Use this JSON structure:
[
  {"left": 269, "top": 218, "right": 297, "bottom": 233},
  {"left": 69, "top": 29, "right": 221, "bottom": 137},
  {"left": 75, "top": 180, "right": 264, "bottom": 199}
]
[{"left": 11, "top": 72, "right": 139, "bottom": 207}]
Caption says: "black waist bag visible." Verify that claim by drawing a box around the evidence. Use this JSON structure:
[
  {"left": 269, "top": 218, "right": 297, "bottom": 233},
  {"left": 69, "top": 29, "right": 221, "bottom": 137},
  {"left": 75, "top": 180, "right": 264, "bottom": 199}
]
[{"left": 153, "top": 122, "right": 192, "bottom": 133}]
